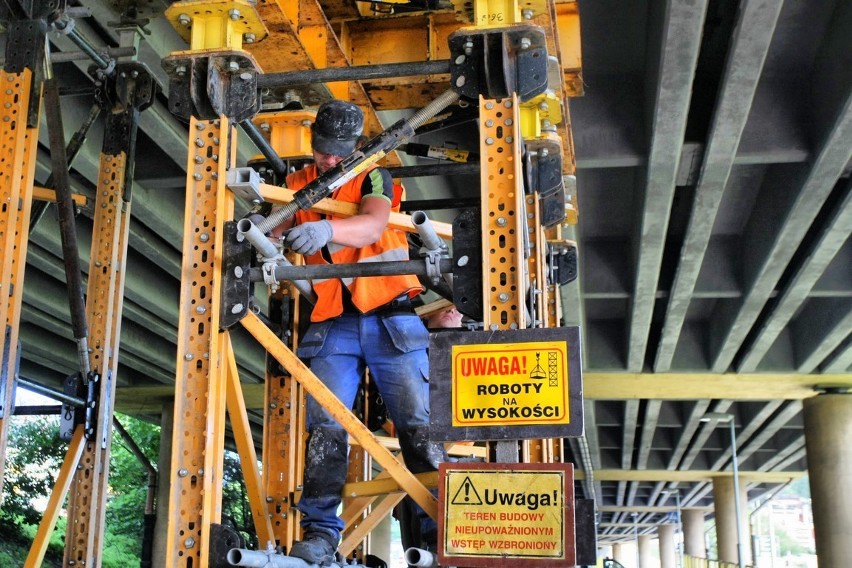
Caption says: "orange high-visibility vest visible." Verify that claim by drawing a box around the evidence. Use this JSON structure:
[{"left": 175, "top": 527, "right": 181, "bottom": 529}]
[{"left": 287, "top": 164, "right": 423, "bottom": 322}]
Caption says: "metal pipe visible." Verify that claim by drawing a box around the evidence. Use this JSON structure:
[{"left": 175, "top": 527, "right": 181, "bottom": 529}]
[
  {"left": 404, "top": 547, "right": 438, "bottom": 568},
  {"left": 248, "top": 258, "right": 453, "bottom": 283},
  {"left": 13, "top": 405, "right": 64, "bottom": 416},
  {"left": 257, "top": 60, "right": 450, "bottom": 89},
  {"left": 236, "top": 218, "right": 317, "bottom": 303},
  {"left": 227, "top": 547, "right": 364, "bottom": 568},
  {"left": 412, "top": 211, "right": 444, "bottom": 252},
  {"left": 239, "top": 120, "right": 288, "bottom": 179},
  {"left": 385, "top": 162, "right": 480, "bottom": 179},
  {"left": 17, "top": 377, "right": 85, "bottom": 408},
  {"left": 66, "top": 27, "right": 110, "bottom": 70},
  {"left": 49, "top": 46, "right": 136, "bottom": 63},
  {"left": 42, "top": 62, "right": 91, "bottom": 379}
]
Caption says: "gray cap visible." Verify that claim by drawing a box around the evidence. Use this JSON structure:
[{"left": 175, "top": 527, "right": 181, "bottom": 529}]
[{"left": 311, "top": 100, "right": 364, "bottom": 157}]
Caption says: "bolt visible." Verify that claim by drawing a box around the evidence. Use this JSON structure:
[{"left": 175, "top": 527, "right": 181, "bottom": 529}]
[
  {"left": 455, "top": 54, "right": 465, "bottom": 65},
  {"left": 178, "top": 13, "right": 191, "bottom": 26},
  {"left": 260, "top": 122, "right": 270, "bottom": 132},
  {"left": 178, "top": 468, "right": 188, "bottom": 477},
  {"left": 504, "top": 100, "right": 513, "bottom": 108},
  {"left": 498, "top": 293, "right": 509, "bottom": 302},
  {"left": 490, "top": 324, "right": 499, "bottom": 331},
  {"left": 301, "top": 120, "right": 312, "bottom": 127},
  {"left": 184, "top": 353, "right": 193, "bottom": 361},
  {"left": 228, "top": 8, "right": 240, "bottom": 20},
  {"left": 175, "top": 65, "right": 187, "bottom": 77},
  {"left": 194, "top": 155, "right": 203, "bottom": 164},
  {"left": 195, "top": 138, "right": 204, "bottom": 147},
  {"left": 522, "top": 8, "right": 534, "bottom": 19},
  {"left": 463, "top": 38, "right": 474, "bottom": 55},
  {"left": 240, "top": 72, "right": 252, "bottom": 81},
  {"left": 505, "top": 118, "right": 513, "bottom": 126},
  {"left": 200, "top": 233, "right": 210, "bottom": 242},
  {"left": 198, "top": 469, "right": 204, "bottom": 476},
  {"left": 520, "top": 37, "right": 531, "bottom": 50},
  {"left": 196, "top": 123, "right": 206, "bottom": 133},
  {"left": 266, "top": 496, "right": 274, "bottom": 503},
  {"left": 185, "top": 537, "right": 195, "bottom": 548},
  {"left": 269, "top": 402, "right": 277, "bottom": 409},
  {"left": 211, "top": 172, "right": 218, "bottom": 180},
  {"left": 485, "top": 137, "right": 494, "bottom": 145},
  {"left": 485, "top": 102, "right": 494, "bottom": 110},
  {"left": 196, "top": 305, "right": 206, "bottom": 314},
  {"left": 539, "top": 101, "right": 549, "bottom": 111},
  {"left": 496, "top": 217, "right": 507, "bottom": 227},
  {"left": 485, "top": 119, "right": 494, "bottom": 127},
  {"left": 455, "top": 75, "right": 466, "bottom": 88},
  {"left": 234, "top": 266, "right": 243, "bottom": 277},
  {"left": 131, "top": 70, "right": 138, "bottom": 78},
  {"left": 506, "top": 136, "right": 514, "bottom": 143},
  {"left": 193, "top": 173, "right": 202, "bottom": 181},
  {"left": 540, "top": 147, "right": 549, "bottom": 157},
  {"left": 244, "top": 32, "right": 256, "bottom": 44},
  {"left": 231, "top": 303, "right": 244, "bottom": 314},
  {"left": 228, "top": 60, "right": 239, "bottom": 73},
  {"left": 457, "top": 255, "right": 469, "bottom": 267}
]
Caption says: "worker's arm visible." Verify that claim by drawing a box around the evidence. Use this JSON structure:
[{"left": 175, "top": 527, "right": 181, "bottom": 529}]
[{"left": 326, "top": 195, "right": 390, "bottom": 247}]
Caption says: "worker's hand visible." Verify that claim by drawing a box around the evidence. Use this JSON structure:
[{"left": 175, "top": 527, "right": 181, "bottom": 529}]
[{"left": 283, "top": 220, "right": 333, "bottom": 255}]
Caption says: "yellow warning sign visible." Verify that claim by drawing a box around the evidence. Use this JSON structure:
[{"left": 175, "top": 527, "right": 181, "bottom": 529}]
[
  {"left": 451, "top": 341, "right": 570, "bottom": 426},
  {"left": 439, "top": 463, "right": 574, "bottom": 566}
]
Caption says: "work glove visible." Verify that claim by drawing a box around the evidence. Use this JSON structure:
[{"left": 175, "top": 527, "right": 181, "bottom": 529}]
[{"left": 283, "top": 220, "right": 333, "bottom": 255}]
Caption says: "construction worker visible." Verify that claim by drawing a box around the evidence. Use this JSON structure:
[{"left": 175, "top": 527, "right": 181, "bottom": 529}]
[{"left": 272, "top": 100, "right": 446, "bottom": 565}]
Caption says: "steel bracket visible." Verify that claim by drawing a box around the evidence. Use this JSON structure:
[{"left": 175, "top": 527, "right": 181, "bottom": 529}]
[
  {"left": 163, "top": 51, "right": 260, "bottom": 122},
  {"left": 448, "top": 24, "right": 549, "bottom": 102},
  {"left": 220, "top": 221, "right": 252, "bottom": 330},
  {"left": 226, "top": 166, "right": 263, "bottom": 203},
  {"left": 550, "top": 240, "right": 578, "bottom": 286},
  {"left": 451, "top": 207, "right": 483, "bottom": 321}
]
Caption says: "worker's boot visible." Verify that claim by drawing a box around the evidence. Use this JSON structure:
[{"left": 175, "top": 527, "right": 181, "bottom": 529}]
[
  {"left": 398, "top": 426, "right": 447, "bottom": 551},
  {"left": 289, "top": 531, "right": 337, "bottom": 566},
  {"left": 291, "top": 427, "right": 348, "bottom": 566}
]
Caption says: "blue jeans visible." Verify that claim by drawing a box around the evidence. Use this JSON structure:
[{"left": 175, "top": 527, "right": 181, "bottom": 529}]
[{"left": 295, "top": 313, "right": 437, "bottom": 541}]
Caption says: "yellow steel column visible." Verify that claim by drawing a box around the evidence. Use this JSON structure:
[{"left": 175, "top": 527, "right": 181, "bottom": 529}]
[
  {"left": 480, "top": 95, "right": 526, "bottom": 330},
  {"left": 165, "top": 116, "right": 234, "bottom": 568},
  {"left": 0, "top": 69, "right": 38, "bottom": 490},
  {"left": 63, "top": 152, "right": 133, "bottom": 566}
]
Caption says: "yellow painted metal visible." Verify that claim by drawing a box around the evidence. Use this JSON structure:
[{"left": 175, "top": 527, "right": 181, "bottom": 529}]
[
  {"left": 262, "top": 289, "right": 303, "bottom": 549},
  {"left": 520, "top": 92, "right": 564, "bottom": 139},
  {"left": 479, "top": 96, "right": 526, "bottom": 330},
  {"left": 64, "top": 152, "right": 133, "bottom": 566},
  {"left": 252, "top": 110, "right": 316, "bottom": 161},
  {"left": 242, "top": 311, "right": 439, "bottom": 520},
  {"left": 258, "top": 182, "right": 454, "bottom": 239},
  {"left": 340, "top": 494, "right": 404, "bottom": 556},
  {"left": 342, "top": 471, "right": 440, "bottom": 499},
  {"left": 165, "top": 116, "right": 234, "bottom": 568},
  {"left": 224, "top": 334, "right": 276, "bottom": 548},
  {"left": 555, "top": 1, "right": 583, "bottom": 97},
  {"left": 165, "top": 0, "right": 268, "bottom": 50},
  {"left": 0, "top": 69, "right": 37, "bottom": 493},
  {"left": 25, "top": 426, "right": 86, "bottom": 568},
  {"left": 32, "top": 185, "right": 88, "bottom": 205}
]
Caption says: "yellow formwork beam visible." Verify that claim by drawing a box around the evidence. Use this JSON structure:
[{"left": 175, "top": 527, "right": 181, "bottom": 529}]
[
  {"left": 225, "top": 336, "right": 276, "bottom": 548},
  {"left": 0, "top": 69, "right": 38, "bottom": 493},
  {"left": 64, "top": 152, "right": 133, "bottom": 566},
  {"left": 165, "top": 117, "right": 234, "bottom": 568}
]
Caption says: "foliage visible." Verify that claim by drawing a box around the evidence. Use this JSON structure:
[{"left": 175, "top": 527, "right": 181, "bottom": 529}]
[
  {"left": 1, "top": 411, "right": 257, "bottom": 565},
  {"left": 1, "top": 415, "right": 66, "bottom": 526},
  {"left": 787, "top": 476, "right": 811, "bottom": 499}
]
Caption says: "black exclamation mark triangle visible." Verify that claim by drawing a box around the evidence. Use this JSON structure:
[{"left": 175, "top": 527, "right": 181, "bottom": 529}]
[{"left": 451, "top": 476, "right": 483, "bottom": 505}]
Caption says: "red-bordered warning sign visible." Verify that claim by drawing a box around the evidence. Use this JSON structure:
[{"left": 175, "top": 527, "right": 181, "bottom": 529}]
[{"left": 438, "top": 462, "right": 575, "bottom": 567}]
